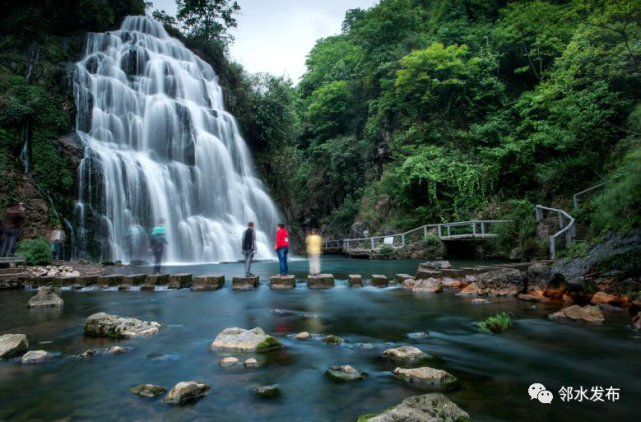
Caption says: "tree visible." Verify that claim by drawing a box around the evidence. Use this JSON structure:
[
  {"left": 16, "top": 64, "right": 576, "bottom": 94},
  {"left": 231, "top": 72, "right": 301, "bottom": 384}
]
[{"left": 176, "top": 0, "right": 240, "bottom": 44}]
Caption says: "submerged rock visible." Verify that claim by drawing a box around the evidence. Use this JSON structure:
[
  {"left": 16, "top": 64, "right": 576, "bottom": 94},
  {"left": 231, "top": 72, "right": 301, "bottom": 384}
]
[
  {"left": 294, "top": 331, "right": 311, "bottom": 340},
  {"left": 323, "top": 335, "right": 345, "bottom": 345},
  {"left": 381, "top": 346, "right": 428, "bottom": 362},
  {"left": 76, "top": 349, "right": 98, "bottom": 359},
  {"left": 471, "top": 298, "right": 490, "bottom": 305},
  {"left": 244, "top": 358, "right": 259, "bottom": 368},
  {"left": 412, "top": 278, "right": 443, "bottom": 293},
  {"left": 162, "top": 381, "right": 210, "bottom": 405},
  {"left": 548, "top": 305, "right": 605, "bottom": 324},
  {"left": 130, "top": 384, "right": 166, "bottom": 398},
  {"left": 107, "top": 346, "right": 131, "bottom": 354},
  {"left": 84, "top": 313, "right": 162, "bottom": 339},
  {"left": 253, "top": 385, "right": 280, "bottom": 398},
  {"left": 21, "top": 350, "right": 55, "bottom": 364},
  {"left": 359, "top": 393, "right": 470, "bottom": 422},
  {"left": 590, "top": 291, "right": 626, "bottom": 307},
  {"left": 219, "top": 357, "right": 239, "bottom": 367},
  {"left": 518, "top": 293, "right": 550, "bottom": 303},
  {"left": 211, "top": 327, "right": 282, "bottom": 352},
  {"left": 393, "top": 367, "right": 457, "bottom": 387},
  {"left": 28, "top": 287, "right": 63, "bottom": 308},
  {"left": 0, "top": 334, "right": 28, "bottom": 359},
  {"left": 408, "top": 332, "right": 429, "bottom": 340},
  {"left": 326, "top": 365, "right": 368, "bottom": 381}
]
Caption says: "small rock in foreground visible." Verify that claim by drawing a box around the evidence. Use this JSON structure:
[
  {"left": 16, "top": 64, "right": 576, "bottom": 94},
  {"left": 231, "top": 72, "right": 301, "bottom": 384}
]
[
  {"left": 28, "top": 287, "right": 64, "bottom": 308},
  {"left": 219, "top": 357, "right": 239, "bottom": 367},
  {"left": 294, "top": 331, "right": 311, "bottom": 340},
  {"left": 381, "top": 346, "right": 429, "bottom": 362},
  {"left": 548, "top": 305, "right": 605, "bottom": 324},
  {"left": 84, "top": 313, "right": 162, "bottom": 339},
  {"left": 253, "top": 385, "right": 280, "bottom": 398},
  {"left": 359, "top": 393, "right": 470, "bottom": 422},
  {"left": 323, "top": 335, "right": 344, "bottom": 345},
  {"left": 0, "top": 334, "right": 28, "bottom": 359},
  {"left": 162, "top": 381, "right": 210, "bottom": 405},
  {"left": 108, "top": 346, "right": 131, "bottom": 354},
  {"left": 211, "top": 327, "right": 282, "bottom": 352},
  {"left": 130, "top": 384, "right": 166, "bottom": 397},
  {"left": 21, "top": 350, "right": 55, "bottom": 364},
  {"left": 244, "top": 358, "right": 259, "bottom": 368},
  {"left": 326, "top": 365, "right": 368, "bottom": 381}
]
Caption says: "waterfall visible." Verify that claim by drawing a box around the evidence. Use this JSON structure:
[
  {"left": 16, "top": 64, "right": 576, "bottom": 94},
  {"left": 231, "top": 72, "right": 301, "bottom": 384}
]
[{"left": 73, "top": 16, "right": 280, "bottom": 263}]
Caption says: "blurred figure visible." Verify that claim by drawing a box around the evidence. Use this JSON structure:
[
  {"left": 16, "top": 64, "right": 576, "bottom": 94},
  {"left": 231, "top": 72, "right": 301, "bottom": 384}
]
[
  {"left": 125, "top": 223, "right": 143, "bottom": 260},
  {"left": 50, "top": 225, "right": 66, "bottom": 260},
  {"left": 306, "top": 229, "right": 322, "bottom": 275},
  {"left": 1, "top": 202, "right": 26, "bottom": 257},
  {"left": 150, "top": 219, "right": 168, "bottom": 274},
  {"left": 274, "top": 223, "right": 289, "bottom": 276},
  {"left": 242, "top": 221, "right": 257, "bottom": 277}
]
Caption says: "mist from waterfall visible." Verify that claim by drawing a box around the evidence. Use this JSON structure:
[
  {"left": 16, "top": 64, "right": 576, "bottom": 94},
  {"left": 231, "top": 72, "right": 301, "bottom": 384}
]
[{"left": 74, "top": 16, "right": 280, "bottom": 263}]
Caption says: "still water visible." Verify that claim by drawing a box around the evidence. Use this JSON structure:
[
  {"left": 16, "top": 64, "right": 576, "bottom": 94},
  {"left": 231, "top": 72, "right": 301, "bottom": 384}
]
[{"left": 0, "top": 257, "right": 639, "bottom": 422}]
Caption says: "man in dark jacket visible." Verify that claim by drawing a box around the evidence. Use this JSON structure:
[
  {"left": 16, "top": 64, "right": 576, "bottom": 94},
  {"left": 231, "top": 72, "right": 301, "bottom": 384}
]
[
  {"left": 242, "top": 222, "right": 256, "bottom": 277},
  {"left": 1, "top": 202, "right": 26, "bottom": 257}
]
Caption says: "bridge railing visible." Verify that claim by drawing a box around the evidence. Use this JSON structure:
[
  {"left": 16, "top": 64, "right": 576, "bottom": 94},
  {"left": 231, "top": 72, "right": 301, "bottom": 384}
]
[
  {"left": 339, "top": 220, "right": 508, "bottom": 251},
  {"left": 535, "top": 205, "right": 575, "bottom": 260}
]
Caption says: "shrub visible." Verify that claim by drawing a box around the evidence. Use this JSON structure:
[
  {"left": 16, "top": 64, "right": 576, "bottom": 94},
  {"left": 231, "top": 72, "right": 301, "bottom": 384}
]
[
  {"left": 566, "top": 242, "right": 590, "bottom": 259},
  {"left": 477, "top": 312, "right": 513, "bottom": 334},
  {"left": 15, "top": 237, "right": 52, "bottom": 265},
  {"left": 421, "top": 233, "right": 441, "bottom": 256},
  {"left": 256, "top": 336, "right": 283, "bottom": 353},
  {"left": 594, "top": 246, "right": 641, "bottom": 278},
  {"left": 378, "top": 244, "right": 396, "bottom": 259}
]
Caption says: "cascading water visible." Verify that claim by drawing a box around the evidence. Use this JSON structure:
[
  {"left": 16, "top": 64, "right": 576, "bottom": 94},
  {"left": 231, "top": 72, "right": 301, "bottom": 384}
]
[{"left": 74, "top": 16, "right": 280, "bottom": 263}]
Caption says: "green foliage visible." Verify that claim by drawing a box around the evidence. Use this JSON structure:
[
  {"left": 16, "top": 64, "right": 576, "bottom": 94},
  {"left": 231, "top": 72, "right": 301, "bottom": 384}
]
[
  {"left": 567, "top": 242, "right": 590, "bottom": 259},
  {"left": 378, "top": 244, "right": 396, "bottom": 259},
  {"left": 176, "top": 0, "right": 240, "bottom": 44},
  {"left": 15, "top": 238, "right": 52, "bottom": 265},
  {"left": 421, "top": 232, "right": 441, "bottom": 257},
  {"left": 595, "top": 246, "right": 641, "bottom": 278},
  {"left": 477, "top": 311, "right": 513, "bottom": 334},
  {"left": 490, "top": 199, "right": 544, "bottom": 261},
  {"left": 256, "top": 336, "right": 283, "bottom": 353}
]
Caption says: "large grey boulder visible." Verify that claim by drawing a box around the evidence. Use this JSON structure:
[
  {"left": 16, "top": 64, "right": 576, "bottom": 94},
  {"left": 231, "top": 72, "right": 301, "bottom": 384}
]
[
  {"left": 361, "top": 393, "right": 471, "bottom": 422},
  {"left": 210, "top": 327, "right": 281, "bottom": 352},
  {"left": 27, "top": 287, "right": 63, "bottom": 308},
  {"left": 162, "top": 381, "right": 210, "bottom": 405},
  {"left": 21, "top": 350, "right": 55, "bottom": 364},
  {"left": 0, "top": 334, "right": 28, "bottom": 359},
  {"left": 83, "top": 313, "right": 162, "bottom": 339}
]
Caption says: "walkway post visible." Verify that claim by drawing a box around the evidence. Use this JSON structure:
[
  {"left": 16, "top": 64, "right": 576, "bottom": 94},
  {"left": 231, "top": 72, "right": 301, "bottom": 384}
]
[
  {"left": 472, "top": 221, "right": 477, "bottom": 236},
  {"left": 371, "top": 238, "right": 375, "bottom": 250}
]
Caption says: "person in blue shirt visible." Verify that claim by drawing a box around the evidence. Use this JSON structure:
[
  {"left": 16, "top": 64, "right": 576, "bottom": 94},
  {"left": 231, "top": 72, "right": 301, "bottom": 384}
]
[{"left": 150, "top": 219, "right": 168, "bottom": 274}]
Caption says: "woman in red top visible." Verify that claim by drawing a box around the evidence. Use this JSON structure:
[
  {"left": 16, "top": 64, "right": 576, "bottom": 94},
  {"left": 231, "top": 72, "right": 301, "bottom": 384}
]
[{"left": 274, "top": 223, "right": 289, "bottom": 275}]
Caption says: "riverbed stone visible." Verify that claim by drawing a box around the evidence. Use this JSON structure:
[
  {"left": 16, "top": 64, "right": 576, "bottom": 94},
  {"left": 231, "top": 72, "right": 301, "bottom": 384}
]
[
  {"left": 232, "top": 276, "right": 259, "bottom": 290},
  {"left": 415, "top": 269, "right": 442, "bottom": 280},
  {"left": 412, "top": 278, "right": 443, "bottom": 293},
  {"left": 169, "top": 273, "right": 192, "bottom": 289},
  {"left": 130, "top": 384, "right": 166, "bottom": 397},
  {"left": 395, "top": 274, "right": 414, "bottom": 284},
  {"left": 122, "top": 274, "right": 146, "bottom": 286},
  {"left": 349, "top": 274, "right": 364, "bottom": 287},
  {"left": 408, "top": 332, "right": 429, "bottom": 339},
  {"left": 326, "top": 365, "right": 368, "bottom": 381},
  {"left": 84, "top": 312, "right": 162, "bottom": 339},
  {"left": 219, "top": 357, "right": 240, "bottom": 367},
  {"left": 360, "top": 393, "right": 470, "bottom": 422},
  {"left": 211, "top": 327, "right": 281, "bottom": 352},
  {"left": 295, "top": 331, "right": 311, "bottom": 340},
  {"left": 270, "top": 275, "right": 296, "bottom": 289},
  {"left": 28, "top": 287, "right": 63, "bottom": 308},
  {"left": 420, "top": 261, "right": 453, "bottom": 270},
  {"left": 244, "top": 358, "right": 259, "bottom": 368},
  {"left": 21, "top": 350, "right": 55, "bottom": 364},
  {"left": 162, "top": 381, "right": 210, "bottom": 405},
  {"left": 590, "top": 291, "right": 626, "bottom": 307},
  {"left": 324, "top": 335, "right": 344, "bottom": 345},
  {"left": 549, "top": 305, "right": 605, "bottom": 324},
  {"left": 97, "top": 275, "right": 122, "bottom": 287},
  {"left": 0, "top": 334, "right": 28, "bottom": 359},
  {"left": 371, "top": 274, "right": 388, "bottom": 287},
  {"left": 441, "top": 278, "right": 465, "bottom": 289},
  {"left": 307, "top": 274, "right": 334, "bottom": 289},
  {"left": 192, "top": 275, "right": 225, "bottom": 290},
  {"left": 253, "top": 385, "right": 280, "bottom": 398},
  {"left": 518, "top": 292, "right": 550, "bottom": 303},
  {"left": 107, "top": 346, "right": 131, "bottom": 354},
  {"left": 381, "top": 346, "right": 428, "bottom": 362},
  {"left": 76, "top": 349, "right": 98, "bottom": 359},
  {"left": 393, "top": 367, "right": 457, "bottom": 387},
  {"left": 471, "top": 298, "right": 491, "bottom": 305}
]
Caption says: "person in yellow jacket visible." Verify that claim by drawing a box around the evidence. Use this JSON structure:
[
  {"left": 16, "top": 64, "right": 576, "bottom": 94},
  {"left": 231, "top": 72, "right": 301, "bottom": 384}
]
[{"left": 306, "top": 229, "right": 322, "bottom": 275}]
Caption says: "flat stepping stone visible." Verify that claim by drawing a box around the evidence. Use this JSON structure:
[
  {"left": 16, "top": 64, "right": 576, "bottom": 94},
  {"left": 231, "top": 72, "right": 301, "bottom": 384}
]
[
  {"left": 270, "top": 275, "right": 296, "bottom": 289},
  {"left": 232, "top": 276, "right": 259, "bottom": 290},
  {"left": 122, "top": 274, "right": 146, "bottom": 286},
  {"left": 146, "top": 274, "right": 169, "bottom": 285},
  {"left": 393, "top": 366, "right": 457, "bottom": 387},
  {"left": 169, "top": 273, "right": 192, "bottom": 289},
  {"left": 97, "top": 275, "right": 122, "bottom": 287},
  {"left": 192, "top": 275, "right": 225, "bottom": 290},
  {"left": 395, "top": 273, "right": 414, "bottom": 284},
  {"left": 371, "top": 274, "right": 388, "bottom": 287},
  {"left": 348, "top": 274, "right": 363, "bottom": 287},
  {"left": 307, "top": 274, "right": 334, "bottom": 289}
]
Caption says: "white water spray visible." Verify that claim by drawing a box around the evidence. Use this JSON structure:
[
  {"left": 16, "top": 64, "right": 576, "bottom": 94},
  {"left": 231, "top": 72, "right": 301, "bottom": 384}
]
[{"left": 74, "top": 16, "right": 280, "bottom": 263}]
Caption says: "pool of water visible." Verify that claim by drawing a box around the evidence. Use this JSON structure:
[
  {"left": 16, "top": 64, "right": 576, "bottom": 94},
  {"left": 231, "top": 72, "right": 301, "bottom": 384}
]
[{"left": 1, "top": 257, "right": 639, "bottom": 422}]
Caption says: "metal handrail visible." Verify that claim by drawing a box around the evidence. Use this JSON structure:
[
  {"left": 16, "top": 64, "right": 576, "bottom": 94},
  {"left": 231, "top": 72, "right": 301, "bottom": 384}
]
[
  {"left": 535, "top": 205, "right": 576, "bottom": 260},
  {"left": 572, "top": 176, "right": 619, "bottom": 209}
]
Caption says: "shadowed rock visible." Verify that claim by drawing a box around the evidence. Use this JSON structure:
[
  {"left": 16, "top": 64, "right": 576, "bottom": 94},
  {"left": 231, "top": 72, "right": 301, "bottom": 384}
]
[
  {"left": 0, "top": 334, "right": 28, "bottom": 359},
  {"left": 393, "top": 367, "right": 457, "bottom": 388},
  {"left": 28, "top": 287, "right": 63, "bottom": 308},
  {"left": 359, "top": 393, "right": 470, "bottom": 422},
  {"left": 326, "top": 365, "right": 368, "bottom": 381},
  {"left": 382, "top": 346, "right": 429, "bottom": 362},
  {"left": 162, "top": 381, "right": 210, "bottom": 405},
  {"left": 131, "top": 384, "right": 166, "bottom": 397},
  {"left": 549, "top": 305, "right": 604, "bottom": 324}
]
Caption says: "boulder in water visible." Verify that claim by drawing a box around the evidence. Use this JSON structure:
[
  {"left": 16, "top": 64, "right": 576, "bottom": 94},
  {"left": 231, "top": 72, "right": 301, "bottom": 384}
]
[
  {"left": 359, "top": 393, "right": 470, "bottom": 422},
  {"left": 162, "top": 381, "right": 210, "bottom": 405},
  {"left": 412, "top": 278, "right": 443, "bottom": 293},
  {"left": 244, "top": 358, "right": 259, "bottom": 368},
  {"left": 76, "top": 349, "right": 98, "bottom": 359},
  {"left": 323, "top": 335, "right": 344, "bottom": 345},
  {"left": 84, "top": 313, "right": 162, "bottom": 339},
  {"left": 393, "top": 367, "right": 457, "bottom": 387},
  {"left": 211, "top": 327, "right": 281, "bottom": 352},
  {"left": 326, "top": 365, "right": 368, "bottom": 381},
  {"left": 590, "top": 291, "right": 626, "bottom": 307},
  {"left": 28, "top": 287, "right": 63, "bottom": 308},
  {"left": 107, "top": 346, "right": 131, "bottom": 354},
  {"left": 219, "top": 357, "right": 239, "bottom": 367},
  {"left": 253, "top": 385, "right": 280, "bottom": 398},
  {"left": 471, "top": 298, "right": 490, "bottom": 305},
  {"left": 349, "top": 275, "right": 364, "bottom": 287},
  {"left": 0, "top": 334, "right": 28, "bottom": 359},
  {"left": 21, "top": 350, "right": 55, "bottom": 364},
  {"left": 381, "top": 346, "right": 429, "bottom": 362},
  {"left": 420, "top": 261, "right": 452, "bottom": 270},
  {"left": 371, "top": 275, "right": 388, "bottom": 287},
  {"left": 130, "top": 384, "right": 166, "bottom": 397},
  {"left": 294, "top": 331, "right": 311, "bottom": 340},
  {"left": 549, "top": 305, "right": 605, "bottom": 324}
]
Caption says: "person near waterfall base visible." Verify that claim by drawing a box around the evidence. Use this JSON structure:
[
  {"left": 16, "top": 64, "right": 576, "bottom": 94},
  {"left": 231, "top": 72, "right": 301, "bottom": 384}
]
[
  {"left": 275, "top": 223, "right": 289, "bottom": 276},
  {"left": 50, "top": 225, "right": 66, "bottom": 261},
  {"left": 150, "top": 219, "right": 168, "bottom": 274},
  {"left": 1, "top": 202, "right": 26, "bottom": 257},
  {"left": 306, "top": 228, "right": 322, "bottom": 275},
  {"left": 242, "top": 222, "right": 257, "bottom": 277}
]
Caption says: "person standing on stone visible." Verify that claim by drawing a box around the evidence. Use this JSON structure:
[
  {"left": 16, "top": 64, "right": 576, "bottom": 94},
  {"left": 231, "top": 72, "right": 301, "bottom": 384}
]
[
  {"left": 1, "top": 202, "right": 26, "bottom": 257},
  {"left": 50, "top": 225, "right": 66, "bottom": 261},
  {"left": 150, "top": 219, "right": 168, "bottom": 274},
  {"left": 306, "top": 229, "right": 322, "bottom": 275},
  {"left": 242, "top": 221, "right": 257, "bottom": 277},
  {"left": 274, "top": 223, "right": 289, "bottom": 276}
]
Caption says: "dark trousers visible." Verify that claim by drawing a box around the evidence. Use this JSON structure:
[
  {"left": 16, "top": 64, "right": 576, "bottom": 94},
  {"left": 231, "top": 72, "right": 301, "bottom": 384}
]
[
  {"left": 53, "top": 241, "right": 63, "bottom": 260},
  {"left": 152, "top": 246, "right": 164, "bottom": 274},
  {"left": 0, "top": 228, "right": 19, "bottom": 257},
  {"left": 277, "top": 246, "right": 289, "bottom": 275},
  {"left": 243, "top": 250, "right": 254, "bottom": 276}
]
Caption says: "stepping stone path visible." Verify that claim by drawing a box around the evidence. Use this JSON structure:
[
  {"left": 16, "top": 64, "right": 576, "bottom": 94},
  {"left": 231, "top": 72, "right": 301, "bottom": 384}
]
[
  {"left": 232, "top": 276, "right": 259, "bottom": 290},
  {"left": 163, "top": 381, "right": 210, "bottom": 405},
  {"left": 270, "top": 275, "right": 296, "bottom": 290},
  {"left": 307, "top": 274, "right": 335, "bottom": 289},
  {"left": 97, "top": 275, "right": 122, "bottom": 287},
  {"left": 192, "top": 275, "right": 225, "bottom": 290},
  {"left": 371, "top": 274, "right": 388, "bottom": 287},
  {"left": 122, "top": 274, "right": 146, "bottom": 286},
  {"left": 395, "top": 274, "right": 414, "bottom": 284},
  {"left": 348, "top": 274, "right": 363, "bottom": 287},
  {"left": 169, "top": 273, "right": 192, "bottom": 289}
]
